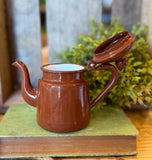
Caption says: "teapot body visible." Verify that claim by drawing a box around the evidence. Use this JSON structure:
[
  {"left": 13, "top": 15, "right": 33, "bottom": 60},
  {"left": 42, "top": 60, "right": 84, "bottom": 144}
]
[
  {"left": 12, "top": 60, "right": 119, "bottom": 133},
  {"left": 37, "top": 66, "right": 90, "bottom": 132},
  {"left": 12, "top": 31, "right": 136, "bottom": 132}
]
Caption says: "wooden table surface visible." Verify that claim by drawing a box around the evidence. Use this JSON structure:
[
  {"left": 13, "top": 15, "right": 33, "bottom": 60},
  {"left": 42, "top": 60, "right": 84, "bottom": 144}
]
[{"left": 0, "top": 107, "right": 152, "bottom": 160}]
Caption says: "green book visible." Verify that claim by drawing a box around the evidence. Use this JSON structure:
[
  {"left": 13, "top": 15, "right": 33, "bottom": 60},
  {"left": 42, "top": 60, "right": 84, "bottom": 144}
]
[{"left": 0, "top": 103, "right": 138, "bottom": 158}]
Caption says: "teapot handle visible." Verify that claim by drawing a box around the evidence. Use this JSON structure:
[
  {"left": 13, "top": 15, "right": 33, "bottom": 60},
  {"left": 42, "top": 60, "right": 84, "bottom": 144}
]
[{"left": 87, "top": 61, "right": 118, "bottom": 108}]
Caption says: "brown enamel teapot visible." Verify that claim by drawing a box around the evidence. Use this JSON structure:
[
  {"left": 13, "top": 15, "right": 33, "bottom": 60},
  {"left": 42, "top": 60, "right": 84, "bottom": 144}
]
[{"left": 13, "top": 31, "right": 136, "bottom": 132}]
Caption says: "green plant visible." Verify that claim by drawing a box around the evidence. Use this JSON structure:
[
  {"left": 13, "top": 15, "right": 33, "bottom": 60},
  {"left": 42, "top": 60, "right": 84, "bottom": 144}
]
[
  {"left": 40, "top": 0, "right": 45, "bottom": 5},
  {"left": 56, "top": 18, "right": 152, "bottom": 108}
]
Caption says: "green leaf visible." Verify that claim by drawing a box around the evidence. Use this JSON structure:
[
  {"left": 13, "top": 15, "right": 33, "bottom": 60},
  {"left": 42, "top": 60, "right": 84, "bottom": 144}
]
[{"left": 56, "top": 17, "right": 152, "bottom": 108}]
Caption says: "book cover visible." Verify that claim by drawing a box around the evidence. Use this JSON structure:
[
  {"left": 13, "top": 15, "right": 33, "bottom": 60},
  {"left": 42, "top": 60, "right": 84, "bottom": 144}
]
[{"left": 0, "top": 103, "right": 138, "bottom": 158}]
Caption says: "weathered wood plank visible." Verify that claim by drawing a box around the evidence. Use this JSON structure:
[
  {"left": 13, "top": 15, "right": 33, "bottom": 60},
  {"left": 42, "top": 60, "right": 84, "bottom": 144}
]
[
  {"left": 0, "top": 75, "right": 3, "bottom": 105},
  {"left": 141, "top": 0, "right": 152, "bottom": 55},
  {"left": 46, "top": 0, "right": 102, "bottom": 62},
  {"left": 6, "top": 0, "right": 42, "bottom": 87},
  {"left": 112, "top": 0, "right": 142, "bottom": 31},
  {"left": 0, "top": 0, "right": 13, "bottom": 103}
]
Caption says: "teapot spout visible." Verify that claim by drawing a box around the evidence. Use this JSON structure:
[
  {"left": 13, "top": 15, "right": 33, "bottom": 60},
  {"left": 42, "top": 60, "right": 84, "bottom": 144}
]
[{"left": 12, "top": 59, "right": 37, "bottom": 107}]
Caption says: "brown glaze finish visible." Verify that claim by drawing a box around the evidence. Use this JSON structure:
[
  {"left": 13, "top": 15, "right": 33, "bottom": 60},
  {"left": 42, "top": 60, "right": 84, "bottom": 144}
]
[
  {"left": 93, "top": 31, "right": 136, "bottom": 64},
  {"left": 38, "top": 64, "right": 90, "bottom": 132},
  {"left": 12, "top": 32, "right": 136, "bottom": 132},
  {"left": 37, "top": 76, "right": 90, "bottom": 132},
  {"left": 12, "top": 60, "right": 37, "bottom": 107},
  {"left": 12, "top": 60, "right": 118, "bottom": 132},
  {"left": 115, "top": 56, "right": 128, "bottom": 69},
  {"left": 89, "top": 63, "right": 118, "bottom": 108}
]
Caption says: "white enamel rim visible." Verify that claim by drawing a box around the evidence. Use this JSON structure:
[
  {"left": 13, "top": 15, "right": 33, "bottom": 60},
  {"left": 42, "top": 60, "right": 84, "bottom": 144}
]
[{"left": 41, "top": 63, "right": 86, "bottom": 73}]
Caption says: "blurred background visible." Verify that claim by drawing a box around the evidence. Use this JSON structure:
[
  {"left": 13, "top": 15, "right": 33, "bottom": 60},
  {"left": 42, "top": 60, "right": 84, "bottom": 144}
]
[{"left": 0, "top": 0, "right": 151, "bottom": 106}]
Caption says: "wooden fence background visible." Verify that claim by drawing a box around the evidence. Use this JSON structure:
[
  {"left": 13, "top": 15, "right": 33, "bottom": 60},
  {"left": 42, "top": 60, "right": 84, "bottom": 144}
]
[
  {"left": 0, "top": 0, "right": 152, "bottom": 104},
  {"left": 0, "top": 0, "right": 12, "bottom": 104}
]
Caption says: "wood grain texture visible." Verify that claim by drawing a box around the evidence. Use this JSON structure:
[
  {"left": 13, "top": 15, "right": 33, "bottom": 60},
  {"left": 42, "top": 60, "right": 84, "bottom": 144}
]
[
  {"left": 5, "top": 0, "right": 42, "bottom": 88},
  {"left": 0, "top": 0, "right": 13, "bottom": 103},
  {"left": 112, "top": 0, "right": 142, "bottom": 32},
  {"left": 0, "top": 107, "right": 150, "bottom": 159},
  {"left": 0, "top": 103, "right": 138, "bottom": 158},
  {"left": 46, "top": 0, "right": 102, "bottom": 62},
  {"left": 53, "top": 108, "right": 152, "bottom": 160},
  {"left": 0, "top": 75, "right": 2, "bottom": 105},
  {"left": 0, "top": 136, "right": 136, "bottom": 157},
  {"left": 141, "top": 0, "right": 152, "bottom": 55},
  {"left": 1, "top": 107, "right": 152, "bottom": 159},
  {"left": 0, "top": 115, "right": 3, "bottom": 122}
]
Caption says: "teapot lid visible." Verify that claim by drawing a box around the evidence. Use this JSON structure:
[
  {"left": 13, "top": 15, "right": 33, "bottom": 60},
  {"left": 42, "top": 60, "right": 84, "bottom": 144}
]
[{"left": 93, "top": 31, "right": 136, "bottom": 64}]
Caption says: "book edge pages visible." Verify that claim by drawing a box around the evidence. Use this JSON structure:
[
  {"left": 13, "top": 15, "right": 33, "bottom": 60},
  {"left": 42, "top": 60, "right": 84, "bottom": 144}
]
[{"left": 0, "top": 136, "right": 137, "bottom": 157}]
